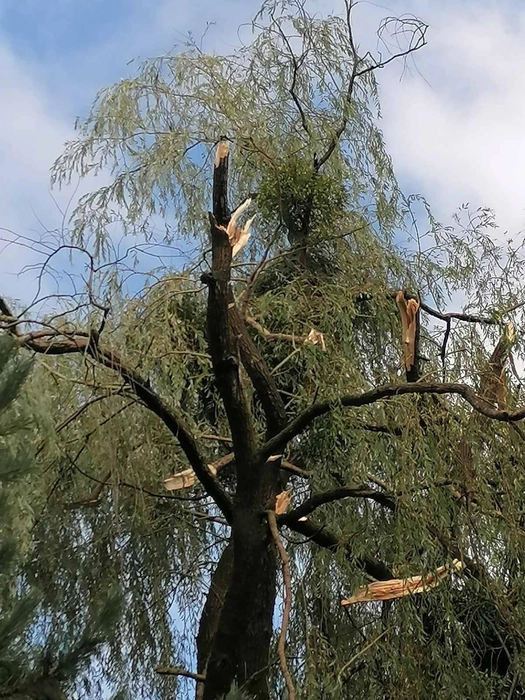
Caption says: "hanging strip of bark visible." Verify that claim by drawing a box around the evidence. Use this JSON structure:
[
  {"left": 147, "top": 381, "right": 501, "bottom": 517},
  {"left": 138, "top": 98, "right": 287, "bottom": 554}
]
[{"left": 267, "top": 509, "right": 296, "bottom": 700}]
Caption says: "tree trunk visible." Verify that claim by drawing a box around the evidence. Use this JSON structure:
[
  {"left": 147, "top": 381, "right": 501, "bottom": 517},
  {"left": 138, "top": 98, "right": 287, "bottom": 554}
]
[
  {"left": 202, "top": 483, "right": 279, "bottom": 699},
  {"left": 200, "top": 139, "right": 281, "bottom": 699}
]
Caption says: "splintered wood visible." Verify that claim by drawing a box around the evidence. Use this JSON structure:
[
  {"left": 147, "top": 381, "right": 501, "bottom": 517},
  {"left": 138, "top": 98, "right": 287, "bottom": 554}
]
[
  {"left": 163, "top": 469, "right": 196, "bottom": 491},
  {"left": 214, "top": 139, "right": 229, "bottom": 166},
  {"left": 275, "top": 490, "right": 292, "bottom": 515},
  {"left": 163, "top": 463, "right": 218, "bottom": 492},
  {"left": 341, "top": 559, "right": 464, "bottom": 605},
  {"left": 213, "top": 142, "right": 255, "bottom": 259},
  {"left": 395, "top": 291, "right": 420, "bottom": 372},
  {"left": 479, "top": 322, "right": 516, "bottom": 409},
  {"left": 305, "top": 329, "right": 326, "bottom": 351}
]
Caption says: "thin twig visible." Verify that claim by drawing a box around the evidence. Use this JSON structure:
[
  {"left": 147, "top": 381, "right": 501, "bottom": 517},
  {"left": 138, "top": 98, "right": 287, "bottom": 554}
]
[
  {"left": 246, "top": 315, "right": 306, "bottom": 344},
  {"left": 337, "top": 627, "right": 391, "bottom": 683},
  {"left": 267, "top": 509, "right": 296, "bottom": 700},
  {"left": 155, "top": 666, "right": 206, "bottom": 682}
]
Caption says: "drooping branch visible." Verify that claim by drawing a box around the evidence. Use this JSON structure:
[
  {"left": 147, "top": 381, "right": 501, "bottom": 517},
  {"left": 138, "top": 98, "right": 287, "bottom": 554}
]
[
  {"left": 0, "top": 302, "right": 233, "bottom": 521},
  {"left": 259, "top": 381, "right": 525, "bottom": 462},
  {"left": 280, "top": 483, "right": 396, "bottom": 524},
  {"left": 267, "top": 509, "right": 296, "bottom": 700}
]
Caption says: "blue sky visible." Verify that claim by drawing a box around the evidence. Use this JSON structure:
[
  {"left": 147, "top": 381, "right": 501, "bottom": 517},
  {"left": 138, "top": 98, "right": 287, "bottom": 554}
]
[{"left": 2, "top": 0, "right": 525, "bottom": 302}]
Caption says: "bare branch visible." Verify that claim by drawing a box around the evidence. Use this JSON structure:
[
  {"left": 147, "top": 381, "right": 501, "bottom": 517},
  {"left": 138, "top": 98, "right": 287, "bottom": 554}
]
[
  {"left": 276, "top": 18, "right": 311, "bottom": 140},
  {"left": 259, "top": 381, "right": 525, "bottom": 461},
  {"left": 419, "top": 300, "right": 499, "bottom": 326},
  {"left": 280, "top": 484, "right": 396, "bottom": 524}
]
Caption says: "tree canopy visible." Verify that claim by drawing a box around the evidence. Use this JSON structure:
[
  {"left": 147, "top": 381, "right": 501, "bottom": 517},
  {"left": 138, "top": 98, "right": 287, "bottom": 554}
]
[{"left": 2, "top": 1, "right": 525, "bottom": 698}]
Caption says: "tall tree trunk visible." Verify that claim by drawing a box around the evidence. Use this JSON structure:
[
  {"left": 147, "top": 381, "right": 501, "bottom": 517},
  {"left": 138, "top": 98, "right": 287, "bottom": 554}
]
[
  {"left": 202, "top": 459, "right": 280, "bottom": 700},
  {"left": 202, "top": 504, "right": 278, "bottom": 699},
  {"left": 200, "top": 139, "right": 281, "bottom": 698}
]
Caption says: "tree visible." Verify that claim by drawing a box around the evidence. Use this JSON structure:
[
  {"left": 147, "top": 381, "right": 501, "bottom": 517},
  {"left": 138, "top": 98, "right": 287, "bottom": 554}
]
[{"left": 2, "top": 1, "right": 525, "bottom": 698}]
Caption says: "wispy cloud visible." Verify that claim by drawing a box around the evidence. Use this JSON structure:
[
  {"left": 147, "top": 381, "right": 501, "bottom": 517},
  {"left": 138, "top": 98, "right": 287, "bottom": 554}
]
[
  {"left": 0, "top": 40, "right": 74, "bottom": 300},
  {"left": 2, "top": 0, "right": 525, "bottom": 304},
  {"left": 372, "top": 0, "right": 525, "bottom": 235}
]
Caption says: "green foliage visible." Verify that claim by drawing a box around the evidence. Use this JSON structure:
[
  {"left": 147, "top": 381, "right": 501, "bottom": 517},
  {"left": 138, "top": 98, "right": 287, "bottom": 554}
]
[
  {"left": 0, "top": 337, "right": 122, "bottom": 699},
  {"left": 51, "top": 1, "right": 403, "bottom": 259},
  {"left": 257, "top": 153, "right": 348, "bottom": 243},
  {"left": 224, "top": 685, "right": 253, "bottom": 699},
  {"left": 4, "top": 1, "right": 525, "bottom": 699},
  {"left": 0, "top": 336, "right": 33, "bottom": 484}
]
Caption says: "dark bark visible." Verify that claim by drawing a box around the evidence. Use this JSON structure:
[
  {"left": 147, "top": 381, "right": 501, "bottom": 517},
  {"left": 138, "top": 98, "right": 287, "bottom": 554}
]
[
  {"left": 201, "top": 140, "right": 282, "bottom": 699},
  {"left": 195, "top": 543, "right": 234, "bottom": 700},
  {"left": 203, "top": 495, "right": 278, "bottom": 700}
]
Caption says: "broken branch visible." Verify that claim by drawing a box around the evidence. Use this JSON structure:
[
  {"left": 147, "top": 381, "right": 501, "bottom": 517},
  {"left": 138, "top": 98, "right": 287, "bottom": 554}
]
[
  {"left": 155, "top": 666, "right": 206, "bottom": 682},
  {"left": 341, "top": 559, "right": 465, "bottom": 605}
]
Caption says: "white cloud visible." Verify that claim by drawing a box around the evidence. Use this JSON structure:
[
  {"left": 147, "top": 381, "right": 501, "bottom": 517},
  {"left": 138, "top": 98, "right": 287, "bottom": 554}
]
[
  {"left": 372, "top": 0, "right": 525, "bottom": 235},
  {"left": 153, "top": 0, "right": 525, "bottom": 236},
  {"left": 3, "top": 0, "right": 525, "bottom": 309}
]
